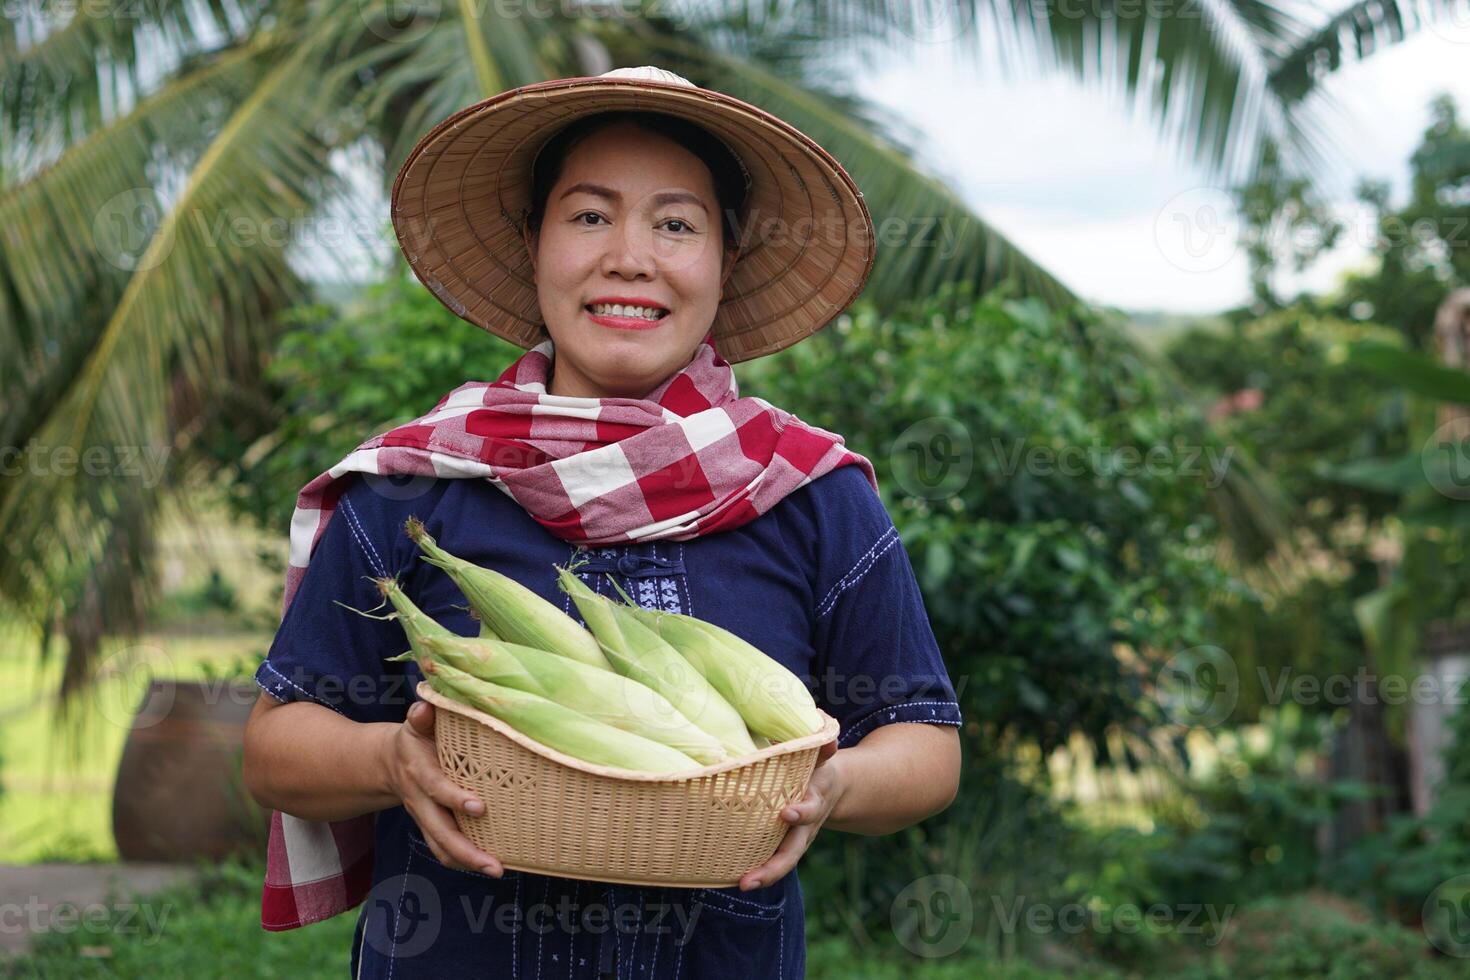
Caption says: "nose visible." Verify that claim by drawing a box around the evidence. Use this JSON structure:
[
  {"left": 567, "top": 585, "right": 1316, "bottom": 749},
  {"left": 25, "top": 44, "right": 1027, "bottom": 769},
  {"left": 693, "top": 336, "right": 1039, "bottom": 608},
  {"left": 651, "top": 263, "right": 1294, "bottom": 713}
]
[{"left": 600, "top": 221, "right": 656, "bottom": 281}]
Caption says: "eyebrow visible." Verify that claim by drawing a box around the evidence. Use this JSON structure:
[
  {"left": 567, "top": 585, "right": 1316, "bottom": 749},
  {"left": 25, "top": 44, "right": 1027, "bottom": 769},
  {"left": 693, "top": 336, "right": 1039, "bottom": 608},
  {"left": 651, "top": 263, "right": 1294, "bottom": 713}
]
[{"left": 557, "top": 181, "right": 709, "bottom": 215}]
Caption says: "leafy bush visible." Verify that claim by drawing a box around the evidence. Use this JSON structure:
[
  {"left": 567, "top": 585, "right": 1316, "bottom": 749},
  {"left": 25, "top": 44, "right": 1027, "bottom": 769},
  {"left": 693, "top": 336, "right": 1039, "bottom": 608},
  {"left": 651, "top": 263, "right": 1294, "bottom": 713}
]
[
  {"left": 1144, "top": 707, "right": 1378, "bottom": 907},
  {"left": 1337, "top": 701, "right": 1470, "bottom": 921},
  {"left": 1162, "top": 892, "right": 1462, "bottom": 980},
  {"left": 199, "top": 270, "right": 529, "bottom": 534}
]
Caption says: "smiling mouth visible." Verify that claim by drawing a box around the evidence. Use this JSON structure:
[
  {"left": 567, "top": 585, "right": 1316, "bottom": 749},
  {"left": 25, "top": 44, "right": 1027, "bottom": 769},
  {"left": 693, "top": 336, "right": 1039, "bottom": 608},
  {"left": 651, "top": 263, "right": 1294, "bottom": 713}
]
[{"left": 584, "top": 303, "right": 670, "bottom": 322}]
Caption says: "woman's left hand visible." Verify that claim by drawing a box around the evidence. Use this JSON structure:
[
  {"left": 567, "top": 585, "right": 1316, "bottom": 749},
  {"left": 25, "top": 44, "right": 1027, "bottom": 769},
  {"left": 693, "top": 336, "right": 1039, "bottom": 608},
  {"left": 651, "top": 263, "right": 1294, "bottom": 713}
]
[{"left": 738, "top": 740, "right": 844, "bottom": 891}]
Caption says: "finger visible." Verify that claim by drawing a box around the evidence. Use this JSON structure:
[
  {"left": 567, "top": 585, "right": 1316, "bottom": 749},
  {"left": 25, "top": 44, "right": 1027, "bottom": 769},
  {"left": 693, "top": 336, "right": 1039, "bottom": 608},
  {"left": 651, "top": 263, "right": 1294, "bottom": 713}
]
[
  {"left": 740, "top": 824, "right": 814, "bottom": 891},
  {"left": 410, "top": 799, "right": 503, "bottom": 876},
  {"left": 779, "top": 796, "right": 824, "bottom": 825},
  {"left": 424, "top": 838, "right": 459, "bottom": 870},
  {"left": 407, "top": 700, "right": 435, "bottom": 737},
  {"left": 418, "top": 767, "right": 487, "bottom": 818}
]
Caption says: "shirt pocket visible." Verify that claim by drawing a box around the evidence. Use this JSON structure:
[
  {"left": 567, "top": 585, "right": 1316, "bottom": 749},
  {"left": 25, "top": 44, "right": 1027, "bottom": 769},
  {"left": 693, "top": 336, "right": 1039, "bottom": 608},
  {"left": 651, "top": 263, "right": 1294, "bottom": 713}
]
[{"left": 678, "top": 883, "right": 789, "bottom": 979}]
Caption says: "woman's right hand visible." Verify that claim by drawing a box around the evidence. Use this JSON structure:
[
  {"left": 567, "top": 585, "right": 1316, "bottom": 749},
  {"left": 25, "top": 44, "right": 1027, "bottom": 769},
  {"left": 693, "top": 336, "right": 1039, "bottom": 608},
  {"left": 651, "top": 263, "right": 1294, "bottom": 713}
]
[{"left": 383, "top": 699, "right": 504, "bottom": 876}]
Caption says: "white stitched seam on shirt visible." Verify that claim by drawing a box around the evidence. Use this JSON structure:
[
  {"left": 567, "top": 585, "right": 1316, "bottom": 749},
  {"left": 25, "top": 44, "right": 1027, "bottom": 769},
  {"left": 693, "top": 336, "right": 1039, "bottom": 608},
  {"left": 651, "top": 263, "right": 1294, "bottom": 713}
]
[
  {"left": 254, "top": 674, "right": 290, "bottom": 705},
  {"left": 838, "top": 703, "right": 962, "bottom": 747},
  {"left": 712, "top": 891, "right": 788, "bottom": 913},
  {"left": 567, "top": 880, "right": 579, "bottom": 979},
  {"left": 816, "top": 526, "right": 900, "bottom": 620},
  {"left": 674, "top": 893, "right": 694, "bottom": 979},
  {"left": 840, "top": 717, "right": 963, "bottom": 749},
  {"left": 840, "top": 699, "right": 961, "bottom": 737},
  {"left": 536, "top": 876, "right": 548, "bottom": 980},
  {"left": 650, "top": 885, "right": 662, "bottom": 975},
  {"left": 259, "top": 661, "right": 343, "bottom": 715},
  {"left": 341, "top": 497, "right": 388, "bottom": 578},
  {"left": 694, "top": 903, "right": 781, "bottom": 922},
  {"left": 388, "top": 842, "right": 414, "bottom": 979}
]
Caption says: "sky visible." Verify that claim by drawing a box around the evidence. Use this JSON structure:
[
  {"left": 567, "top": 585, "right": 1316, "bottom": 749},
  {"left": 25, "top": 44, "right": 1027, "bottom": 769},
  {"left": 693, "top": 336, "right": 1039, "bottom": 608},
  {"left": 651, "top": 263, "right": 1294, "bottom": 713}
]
[{"left": 848, "top": 18, "right": 1470, "bottom": 313}]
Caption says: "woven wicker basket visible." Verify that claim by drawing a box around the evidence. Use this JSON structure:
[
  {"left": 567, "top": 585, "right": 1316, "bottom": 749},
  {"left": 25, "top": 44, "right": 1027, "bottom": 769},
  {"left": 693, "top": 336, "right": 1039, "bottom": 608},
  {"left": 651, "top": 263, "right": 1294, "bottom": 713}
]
[{"left": 418, "top": 681, "right": 840, "bottom": 887}]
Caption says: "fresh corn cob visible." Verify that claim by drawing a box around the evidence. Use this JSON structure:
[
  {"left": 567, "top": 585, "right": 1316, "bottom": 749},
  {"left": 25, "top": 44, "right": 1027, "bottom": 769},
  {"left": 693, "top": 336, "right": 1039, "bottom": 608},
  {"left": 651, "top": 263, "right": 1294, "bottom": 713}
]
[
  {"left": 403, "top": 517, "right": 613, "bottom": 671},
  {"left": 419, "top": 633, "right": 731, "bottom": 765},
  {"left": 555, "top": 565, "right": 758, "bottom": 756},
  {"left": 424, "top": 659, "right": 700, "bottom": 772},
  {"left": 607, "top": 579, "right": 823, "bottom": 743}
]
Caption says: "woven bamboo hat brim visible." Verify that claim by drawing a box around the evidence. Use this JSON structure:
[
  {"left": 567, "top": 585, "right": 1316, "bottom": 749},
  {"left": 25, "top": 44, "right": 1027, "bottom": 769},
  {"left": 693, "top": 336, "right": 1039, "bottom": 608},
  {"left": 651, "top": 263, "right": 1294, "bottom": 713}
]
[{"left": 390, "top": 66, "right": 877, "bottom": 364}]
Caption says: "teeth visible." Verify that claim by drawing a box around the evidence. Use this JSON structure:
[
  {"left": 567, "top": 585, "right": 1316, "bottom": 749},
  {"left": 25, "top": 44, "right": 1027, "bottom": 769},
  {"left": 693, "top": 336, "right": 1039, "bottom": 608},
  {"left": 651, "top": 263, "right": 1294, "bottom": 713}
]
[{"left": 588, "top": 303, "right": 666, "bottom": 320}]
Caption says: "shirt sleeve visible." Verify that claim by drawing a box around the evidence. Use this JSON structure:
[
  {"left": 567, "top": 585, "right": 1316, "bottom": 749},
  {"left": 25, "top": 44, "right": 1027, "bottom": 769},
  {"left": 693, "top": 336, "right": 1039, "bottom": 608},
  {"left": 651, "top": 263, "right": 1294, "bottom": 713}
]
[
  {"left": 809, "top": 467, "right": 963, "bottom": 750},
  {"left": 253, "top": 479, "right": 419, "bottom": 726}
]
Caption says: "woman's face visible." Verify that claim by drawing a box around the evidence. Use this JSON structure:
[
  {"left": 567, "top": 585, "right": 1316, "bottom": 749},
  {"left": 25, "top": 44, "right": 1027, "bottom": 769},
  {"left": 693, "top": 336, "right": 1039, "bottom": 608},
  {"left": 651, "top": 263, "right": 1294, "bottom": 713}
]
[{"left": 524, "top": 121, "right": 737, "bottom": 400}]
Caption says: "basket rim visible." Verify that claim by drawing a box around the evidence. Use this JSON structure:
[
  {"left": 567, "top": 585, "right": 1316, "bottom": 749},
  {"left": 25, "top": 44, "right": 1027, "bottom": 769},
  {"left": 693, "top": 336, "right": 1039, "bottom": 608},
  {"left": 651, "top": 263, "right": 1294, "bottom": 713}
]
[{"left": 417, "top": 681, "right": 838, "bottom": 781}]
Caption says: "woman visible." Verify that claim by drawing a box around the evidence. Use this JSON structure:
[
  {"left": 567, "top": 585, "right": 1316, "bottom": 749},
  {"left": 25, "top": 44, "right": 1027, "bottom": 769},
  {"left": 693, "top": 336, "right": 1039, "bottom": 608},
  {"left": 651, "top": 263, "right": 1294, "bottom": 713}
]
[{"left": 243, "top": 66, "right": 963, "bottom": 978}]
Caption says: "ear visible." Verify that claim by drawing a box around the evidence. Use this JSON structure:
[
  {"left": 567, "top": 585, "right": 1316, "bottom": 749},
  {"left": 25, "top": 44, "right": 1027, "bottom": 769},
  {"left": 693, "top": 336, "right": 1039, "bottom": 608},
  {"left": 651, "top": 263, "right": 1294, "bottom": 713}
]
[
  {"left": 521, "top": 219, "right": 538, "bottom": 274},
  {"left": 719, "top": 242, "right": 740, "bottom": 292}
]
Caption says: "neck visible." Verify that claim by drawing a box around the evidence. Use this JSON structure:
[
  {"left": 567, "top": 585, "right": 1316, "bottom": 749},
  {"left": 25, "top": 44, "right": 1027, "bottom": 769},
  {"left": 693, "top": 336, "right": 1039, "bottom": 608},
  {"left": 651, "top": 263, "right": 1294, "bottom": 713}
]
[{"left": 547, "top": 368, "right": 650, "bottom": 401}]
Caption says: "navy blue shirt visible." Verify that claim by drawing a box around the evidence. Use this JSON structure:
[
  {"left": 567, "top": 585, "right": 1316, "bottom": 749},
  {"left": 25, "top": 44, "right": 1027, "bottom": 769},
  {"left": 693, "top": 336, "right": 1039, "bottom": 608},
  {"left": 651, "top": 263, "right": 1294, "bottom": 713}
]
[{"left": 255, "top": 463, "right": 962, "bottom": 978}]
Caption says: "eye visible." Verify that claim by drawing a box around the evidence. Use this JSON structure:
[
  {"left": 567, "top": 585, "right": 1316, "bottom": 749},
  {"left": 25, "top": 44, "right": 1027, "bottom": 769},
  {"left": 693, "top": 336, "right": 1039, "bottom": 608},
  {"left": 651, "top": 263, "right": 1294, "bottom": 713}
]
[
  {"left": 573, "top": 211, "right": 607, "bottom": 226},
  {"left": 660, "top": 218, "right": 695, "bottom": 234}
]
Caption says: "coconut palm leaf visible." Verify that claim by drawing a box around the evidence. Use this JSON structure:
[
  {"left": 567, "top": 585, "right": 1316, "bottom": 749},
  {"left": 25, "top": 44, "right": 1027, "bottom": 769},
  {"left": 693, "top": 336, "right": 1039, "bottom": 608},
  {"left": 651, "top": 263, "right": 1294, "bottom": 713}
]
[
  {"left": 771, "top": 0, "right": 1461, "bottom": 182},
  {"left": 0, "top": 0, "right": 259, "bottom": 169},
  {"left": 1, "top": 42, "right": 271, "bottom": 449}
]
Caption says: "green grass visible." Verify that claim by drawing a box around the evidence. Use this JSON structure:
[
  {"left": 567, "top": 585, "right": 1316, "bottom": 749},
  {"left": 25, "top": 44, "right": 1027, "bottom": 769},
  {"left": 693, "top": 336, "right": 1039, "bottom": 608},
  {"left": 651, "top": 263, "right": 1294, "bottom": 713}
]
[
  {"left": 3, "top": 858, "right": 1112, "bottom": 979},
  {"left": 0, "top": 621, "right": 272, "bottom": 863},
  {"left": 2, "top": 859, "right": 356, "bottom": 977}
]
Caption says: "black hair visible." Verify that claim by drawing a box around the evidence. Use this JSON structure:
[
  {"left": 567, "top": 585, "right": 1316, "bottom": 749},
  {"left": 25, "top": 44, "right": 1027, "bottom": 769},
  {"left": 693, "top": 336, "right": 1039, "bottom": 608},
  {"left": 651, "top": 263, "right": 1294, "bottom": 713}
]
[{"left": 524, "top": 110, "right": 750, "bottom": 253}]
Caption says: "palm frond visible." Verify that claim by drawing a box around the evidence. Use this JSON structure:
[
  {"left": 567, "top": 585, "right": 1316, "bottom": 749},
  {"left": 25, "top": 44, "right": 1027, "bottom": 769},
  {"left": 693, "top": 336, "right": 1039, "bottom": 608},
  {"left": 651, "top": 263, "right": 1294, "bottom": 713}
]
[
  {"left": 1, "top": 42, "right": 274, "bottom": 449},
  {"left": 0, "top": 0, "right": 260, "bottom": 170},
  {"left": 1267, "top": 0, "right": 1460, "bottom": 104}
]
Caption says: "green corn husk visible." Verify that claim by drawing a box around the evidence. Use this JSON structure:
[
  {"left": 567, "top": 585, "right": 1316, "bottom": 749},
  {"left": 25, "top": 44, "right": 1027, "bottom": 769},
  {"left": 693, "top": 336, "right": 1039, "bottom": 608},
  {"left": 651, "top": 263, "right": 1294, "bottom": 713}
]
[
  {"left": 606, "top": 579, "right": 823, "bottom": 743},
  {"left": 418, "top": 633, "right": 731, "bottom": 765},
  {"left": 469, "top": 609, "right": 500, "bottom": 641},
  {"left": 555, "top": 566, "right": 757, "bottom": 756},
  {"left": 424, "top": 660, "right": 700, "bottom": 773},
  {"left": 371, "top": 577, "right": 459, "bottom": 662},
  {"left": 403, "top": 517, "right": 612, "bottom": 671}
]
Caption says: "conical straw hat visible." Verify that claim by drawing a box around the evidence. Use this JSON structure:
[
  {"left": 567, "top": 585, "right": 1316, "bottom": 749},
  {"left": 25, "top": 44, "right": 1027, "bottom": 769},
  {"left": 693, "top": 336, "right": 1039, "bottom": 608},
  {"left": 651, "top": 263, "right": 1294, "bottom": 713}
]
[{"left": 391, "top": 66, "right": 876, "bottom": 363}]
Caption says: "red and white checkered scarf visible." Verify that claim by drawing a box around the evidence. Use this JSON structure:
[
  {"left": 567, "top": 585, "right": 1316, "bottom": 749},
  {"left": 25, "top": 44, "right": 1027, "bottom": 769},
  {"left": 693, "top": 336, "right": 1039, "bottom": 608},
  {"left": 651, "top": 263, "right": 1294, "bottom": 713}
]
[{"left": 261, "top": 330, "right": 875, "bottom": 930}]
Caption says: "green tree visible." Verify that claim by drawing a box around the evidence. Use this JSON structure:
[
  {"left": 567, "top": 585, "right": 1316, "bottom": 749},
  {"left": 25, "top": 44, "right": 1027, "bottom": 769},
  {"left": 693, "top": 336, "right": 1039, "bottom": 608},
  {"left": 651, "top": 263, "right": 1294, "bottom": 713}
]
[
  {"left": 4, "top": 0, "right": 1456, "bottom": 690},
  {"left": 1334, "top": 95, "right": 1470, "bottom": 346}
]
